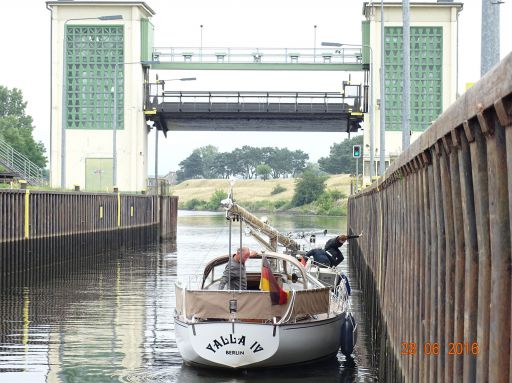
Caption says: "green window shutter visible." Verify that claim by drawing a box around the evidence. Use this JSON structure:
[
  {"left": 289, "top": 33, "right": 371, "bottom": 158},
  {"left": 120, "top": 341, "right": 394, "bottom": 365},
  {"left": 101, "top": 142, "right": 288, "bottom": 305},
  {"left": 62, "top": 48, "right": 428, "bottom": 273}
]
[
  {"left": 64, "top": 25, "right": 124, "bottom": 130},
  {"left": 384, "top": 26, "right": 443, "bottom": 132}
]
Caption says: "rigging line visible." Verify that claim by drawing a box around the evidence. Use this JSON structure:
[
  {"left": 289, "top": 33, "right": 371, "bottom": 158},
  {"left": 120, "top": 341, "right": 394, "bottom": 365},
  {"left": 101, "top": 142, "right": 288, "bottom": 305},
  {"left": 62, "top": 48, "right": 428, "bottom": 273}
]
[
  {"left": 194, "top": 217, "right": 229, "bottom": 276},
  {"left": 228, "top": 215, "right": 232, "bottom": 290},
  {"left": 239, "top": 216, "right": 243, "bottom": 292}
]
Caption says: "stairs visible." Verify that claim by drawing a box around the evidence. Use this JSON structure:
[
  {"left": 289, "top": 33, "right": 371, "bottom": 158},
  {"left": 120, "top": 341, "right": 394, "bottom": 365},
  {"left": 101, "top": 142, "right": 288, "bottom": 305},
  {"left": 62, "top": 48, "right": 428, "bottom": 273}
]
[{"left": 0, "top": 138, "right": 46, "bottom": 186}]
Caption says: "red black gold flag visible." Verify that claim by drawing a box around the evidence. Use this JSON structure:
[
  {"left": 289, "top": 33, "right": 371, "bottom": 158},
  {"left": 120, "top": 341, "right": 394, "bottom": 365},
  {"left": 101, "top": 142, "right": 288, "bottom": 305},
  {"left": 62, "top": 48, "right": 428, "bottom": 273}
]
[{"left": 259, "top": 257, "right": 289, "bottom": 305}]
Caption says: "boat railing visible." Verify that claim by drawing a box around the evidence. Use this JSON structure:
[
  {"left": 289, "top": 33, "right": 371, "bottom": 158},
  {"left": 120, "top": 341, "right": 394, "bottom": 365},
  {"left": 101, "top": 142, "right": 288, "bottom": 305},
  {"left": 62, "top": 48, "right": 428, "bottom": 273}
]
[
  {"left": 303, "top": 260, "right": 351, "bottom": 314},
  {"left": 176, "top": 274, "right": 204, "bottom": 290},
  {"left": 331, "top": 283, "right": 350, "bottom": 314}
]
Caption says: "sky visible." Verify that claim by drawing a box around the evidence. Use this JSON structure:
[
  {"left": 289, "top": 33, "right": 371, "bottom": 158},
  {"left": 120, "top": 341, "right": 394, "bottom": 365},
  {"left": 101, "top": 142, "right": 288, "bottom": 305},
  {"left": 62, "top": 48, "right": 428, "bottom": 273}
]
[{"left": 0, "top": 0, "right": 511, "bottom": 175}]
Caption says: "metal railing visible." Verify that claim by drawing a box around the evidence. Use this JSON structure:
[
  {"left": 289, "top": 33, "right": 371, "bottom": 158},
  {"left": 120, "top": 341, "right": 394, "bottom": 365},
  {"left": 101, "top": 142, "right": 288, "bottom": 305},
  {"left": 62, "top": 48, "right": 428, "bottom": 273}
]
[
  {"left": 0, "top": 138, "right": 46, "bottom": 186},
  {"left": 348, "top": 52, "right": 512, "bottom": 382},
  {"left": 152, "top": 46, "right": 363, "bottom": 65},
  {"left": 154, "top": 90, "right": 363, "bottom": 114}
]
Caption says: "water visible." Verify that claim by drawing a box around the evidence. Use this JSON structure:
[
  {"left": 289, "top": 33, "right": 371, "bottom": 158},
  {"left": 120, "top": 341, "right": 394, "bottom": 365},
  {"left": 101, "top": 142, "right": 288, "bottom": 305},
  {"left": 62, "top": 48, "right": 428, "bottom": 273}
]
[{"left": 0, "top": 211, "right": 378, "bottom": 382}]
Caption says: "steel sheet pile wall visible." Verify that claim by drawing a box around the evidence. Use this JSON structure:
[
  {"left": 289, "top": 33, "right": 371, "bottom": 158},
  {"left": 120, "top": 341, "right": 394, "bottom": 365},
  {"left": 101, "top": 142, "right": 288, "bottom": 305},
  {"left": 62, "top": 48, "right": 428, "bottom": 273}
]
[
  {"left": 348, "top": 53, "right": 512, "bottom": 382},
  {"left": 159, "top": 195, "right": 178, "bottom": 240},
  {"left": 0, "top": 191, "right": 178, "bottom": 289}
]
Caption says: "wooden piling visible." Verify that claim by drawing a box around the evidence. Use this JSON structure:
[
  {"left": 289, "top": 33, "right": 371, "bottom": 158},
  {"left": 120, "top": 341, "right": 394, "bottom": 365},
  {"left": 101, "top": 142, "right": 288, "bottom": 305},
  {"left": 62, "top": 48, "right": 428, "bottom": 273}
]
[
  {"left": 459, "top": 126, "right": 479, "bottom": 383},
  {"left": 449, "top": 130, "right": 466, "bottom": 382},
  {"left": 483, "top": 109, "right": 511, "bottom": 383}
]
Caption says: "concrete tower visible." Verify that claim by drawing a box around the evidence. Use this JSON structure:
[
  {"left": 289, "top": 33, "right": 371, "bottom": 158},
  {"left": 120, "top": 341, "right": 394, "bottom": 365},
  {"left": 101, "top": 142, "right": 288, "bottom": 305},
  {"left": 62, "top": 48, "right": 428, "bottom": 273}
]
[
  {"left": 46, "top": 1, "right": 155, "bottom": 191},
  {"left": 362, "top": 1, "right": 462, "bottom": 182}
]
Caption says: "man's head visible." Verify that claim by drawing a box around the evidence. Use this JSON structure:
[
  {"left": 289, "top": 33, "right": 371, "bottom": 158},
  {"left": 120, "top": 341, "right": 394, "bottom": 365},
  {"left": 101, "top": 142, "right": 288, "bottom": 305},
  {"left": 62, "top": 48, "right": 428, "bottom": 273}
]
[{"left": 234, "top": 247, "right": 254, "bottom": 263}]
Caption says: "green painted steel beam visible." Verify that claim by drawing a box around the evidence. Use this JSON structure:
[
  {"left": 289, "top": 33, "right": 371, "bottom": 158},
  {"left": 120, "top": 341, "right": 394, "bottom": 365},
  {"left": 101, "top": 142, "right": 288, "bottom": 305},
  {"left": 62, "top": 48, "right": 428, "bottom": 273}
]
[{"left": 150, "top": 62, "right": 365, "bottom": 71}]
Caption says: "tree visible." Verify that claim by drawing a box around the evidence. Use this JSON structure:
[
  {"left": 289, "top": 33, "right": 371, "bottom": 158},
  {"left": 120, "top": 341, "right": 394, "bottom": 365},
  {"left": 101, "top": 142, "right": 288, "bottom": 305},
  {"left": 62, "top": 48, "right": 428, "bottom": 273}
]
[
  {"left": 178, "top": 151, "right": 203, "bottom": 180},
  {"left": 195, "top": 145, "right": 219, "bottom": 178},
  {"left": 0, "top": 86, "right": 47, "bottom": 168},
  {"left": 225, "top": 150, "right": 243, "bottom": 178},
  {"left": 235, "top": 146, "right": 264, "bottom": 179},
  {"left": 176, "top": 145, "right": 309, "bottom": 182},
  {"left": 177, "top": 145, "right": 221, "bottom": 180},
  {"left": 267, "top": 147, "right": 291, "bottom": 178},
  {"left": 256, "top": 164, "right": 272, "bottom": 180},
  {"left": 213, "top": 152, "right": 232, "bottom": 179},
  {"left": 289, "top": 150, "right": 309, "bottom": 176},
  {"left": 318, "top": 135, "right": 364, "bottom": 174},
  {"left": 291, "top": 167, "right": 328, "bottom": 206}
]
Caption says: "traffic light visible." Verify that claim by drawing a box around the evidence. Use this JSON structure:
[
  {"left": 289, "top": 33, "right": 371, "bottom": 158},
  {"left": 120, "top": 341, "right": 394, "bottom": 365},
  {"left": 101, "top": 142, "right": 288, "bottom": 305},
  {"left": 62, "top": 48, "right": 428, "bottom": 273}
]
[{"left": 352, "top": 145, "right": 361, "bottom": 158}]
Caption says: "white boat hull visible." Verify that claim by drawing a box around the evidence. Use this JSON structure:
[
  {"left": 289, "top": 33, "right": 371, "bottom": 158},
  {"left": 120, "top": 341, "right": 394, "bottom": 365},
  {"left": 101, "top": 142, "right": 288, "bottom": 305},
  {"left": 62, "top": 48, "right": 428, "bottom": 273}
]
[{"left": 175, "top": 313, "right": 345, "bottom": 369}]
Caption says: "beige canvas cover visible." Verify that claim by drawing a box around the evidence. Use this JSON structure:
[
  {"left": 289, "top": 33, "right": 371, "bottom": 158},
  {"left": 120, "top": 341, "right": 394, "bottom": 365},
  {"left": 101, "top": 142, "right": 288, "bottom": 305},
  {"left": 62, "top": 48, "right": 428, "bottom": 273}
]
[
  {"left": 175, "top": 285, "right": 330, "bottom": 321},
  {"left": 290, "top": 288, "right": 330, "bottom": 318}
]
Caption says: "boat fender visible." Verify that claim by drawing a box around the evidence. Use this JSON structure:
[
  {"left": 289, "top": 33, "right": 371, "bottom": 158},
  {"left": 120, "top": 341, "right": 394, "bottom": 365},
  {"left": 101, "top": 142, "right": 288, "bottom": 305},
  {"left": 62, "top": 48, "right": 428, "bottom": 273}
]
[
  {"left": 192, "top": 323, "right": 196, "bottom": 336},
  {"left": 341, "top": 273, "right": 351, "bottom": 296},
  {"left": 340, "top": 313, "right": 358, "bottom": 357}
]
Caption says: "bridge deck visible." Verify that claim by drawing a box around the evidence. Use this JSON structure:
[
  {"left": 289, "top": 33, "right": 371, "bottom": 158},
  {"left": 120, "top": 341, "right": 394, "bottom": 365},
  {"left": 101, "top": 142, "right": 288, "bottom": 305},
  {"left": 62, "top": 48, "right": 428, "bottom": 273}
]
[{"left": 147, "top": 91, "right": 364, "bottom": 133}]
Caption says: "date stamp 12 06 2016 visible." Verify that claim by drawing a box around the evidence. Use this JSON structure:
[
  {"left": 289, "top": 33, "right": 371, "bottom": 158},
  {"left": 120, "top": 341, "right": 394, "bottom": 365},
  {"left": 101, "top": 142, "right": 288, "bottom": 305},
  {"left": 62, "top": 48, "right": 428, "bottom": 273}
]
[{"left": 400, "top": 342, "right": 480, "bottom": 356}]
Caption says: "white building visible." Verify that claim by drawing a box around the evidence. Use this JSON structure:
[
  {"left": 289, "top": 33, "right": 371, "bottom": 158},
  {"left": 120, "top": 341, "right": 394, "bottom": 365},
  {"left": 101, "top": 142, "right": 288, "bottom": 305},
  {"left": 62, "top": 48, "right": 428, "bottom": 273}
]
[
  {"left": 362, "top": 1, "right": 462, "bottom": 181},
  {"left": 47, "top": 1, "right": 155, "bottom": 191}
]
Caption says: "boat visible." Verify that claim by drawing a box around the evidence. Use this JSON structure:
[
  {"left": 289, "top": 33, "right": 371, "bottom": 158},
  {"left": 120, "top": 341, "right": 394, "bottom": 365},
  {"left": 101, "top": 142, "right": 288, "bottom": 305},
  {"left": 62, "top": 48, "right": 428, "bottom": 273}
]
[{"left": 174, "top": 192, "right": 357, "bottom": 369}]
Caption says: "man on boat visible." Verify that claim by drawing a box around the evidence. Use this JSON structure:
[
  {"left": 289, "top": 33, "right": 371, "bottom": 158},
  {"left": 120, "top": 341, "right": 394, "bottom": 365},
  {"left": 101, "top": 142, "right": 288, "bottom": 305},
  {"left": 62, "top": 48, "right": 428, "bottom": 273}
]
[
  {"left": 218, "top": 247, "right": 257, "bottom": 290},
  {"left": 304, "top": 234, "right": 347, "bottom": 267}
]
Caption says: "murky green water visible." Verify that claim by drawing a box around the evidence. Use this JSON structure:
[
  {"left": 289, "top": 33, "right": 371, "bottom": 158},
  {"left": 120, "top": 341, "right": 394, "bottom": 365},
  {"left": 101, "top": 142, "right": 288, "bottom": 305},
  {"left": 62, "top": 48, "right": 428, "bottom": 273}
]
[{"left": 0, "top": 211, "right": 378, "bottom": 382}]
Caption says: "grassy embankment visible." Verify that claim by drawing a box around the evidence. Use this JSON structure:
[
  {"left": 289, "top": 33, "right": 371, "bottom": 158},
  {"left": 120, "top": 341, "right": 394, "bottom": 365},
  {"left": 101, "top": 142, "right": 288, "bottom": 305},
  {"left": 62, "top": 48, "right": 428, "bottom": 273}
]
[{"left": 172, "top": 174, "right": 352, "bottom": 216}]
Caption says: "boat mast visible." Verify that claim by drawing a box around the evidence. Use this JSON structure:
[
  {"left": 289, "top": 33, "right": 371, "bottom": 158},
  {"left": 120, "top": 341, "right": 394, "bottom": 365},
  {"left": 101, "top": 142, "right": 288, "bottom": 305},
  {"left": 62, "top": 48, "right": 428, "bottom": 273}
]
[{"left": 226, "top": 181, "right": 234, "bottom": 289}]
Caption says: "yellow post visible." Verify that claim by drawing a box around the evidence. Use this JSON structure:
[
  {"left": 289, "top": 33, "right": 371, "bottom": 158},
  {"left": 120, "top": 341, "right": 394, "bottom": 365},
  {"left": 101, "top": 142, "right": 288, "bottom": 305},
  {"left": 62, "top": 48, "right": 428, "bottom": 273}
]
[
  {"left": 23, "top": 287, "right": 30, "bottom": 349},
  {"left": 117, "top": 192, "right": 121, "bottom": 227},
  {"left": 24, "top": 190, "right": 30, "bottom": 239}
]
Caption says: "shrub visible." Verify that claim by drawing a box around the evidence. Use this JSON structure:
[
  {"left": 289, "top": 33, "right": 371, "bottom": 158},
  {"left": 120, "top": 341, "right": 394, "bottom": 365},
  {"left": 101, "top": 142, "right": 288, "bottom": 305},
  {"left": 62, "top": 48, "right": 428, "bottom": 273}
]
[
  {"left": 243, "top": 200, "right": 272, "bottom": 211},
  {"left": 291, "top": 169, "right": 327, "bottom": 207},
  {"left": 270, "top": 184, "right": 287, "bottom": 195},
  {"left": 328, "top": 189, "right": 346, "bottom": 200},
  {"left": 207, "top": 189, "right": 228, "bottom": 210},
  {"left": 183, "top": 198, "right": 207, "bottom": 210},
  {"left": 327, "top": 206, "right": 346, "bottom": 216},
  {"left": 315, "top": 189, "right": 344, "bottom": 212}
]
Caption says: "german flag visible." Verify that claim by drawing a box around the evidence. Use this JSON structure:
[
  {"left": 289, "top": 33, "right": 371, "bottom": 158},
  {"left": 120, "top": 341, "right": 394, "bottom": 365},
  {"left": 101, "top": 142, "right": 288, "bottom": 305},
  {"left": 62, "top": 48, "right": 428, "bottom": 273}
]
[{"left": 259, "top": 257, "right": 289, "bottom": 305}]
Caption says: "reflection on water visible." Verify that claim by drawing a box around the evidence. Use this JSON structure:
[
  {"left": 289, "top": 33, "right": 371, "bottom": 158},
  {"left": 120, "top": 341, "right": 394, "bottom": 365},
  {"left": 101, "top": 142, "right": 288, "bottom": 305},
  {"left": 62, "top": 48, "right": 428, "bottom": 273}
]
[{"left": 0, "top": 211, "right": 378, "bottom": 382}]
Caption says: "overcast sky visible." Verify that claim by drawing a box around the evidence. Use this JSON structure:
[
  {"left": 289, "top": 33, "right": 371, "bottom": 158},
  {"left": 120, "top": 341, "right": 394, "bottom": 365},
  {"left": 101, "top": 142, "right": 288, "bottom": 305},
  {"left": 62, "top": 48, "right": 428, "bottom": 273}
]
[{"left": 1, "top": 0, "right": 511, "bottom": 175}]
